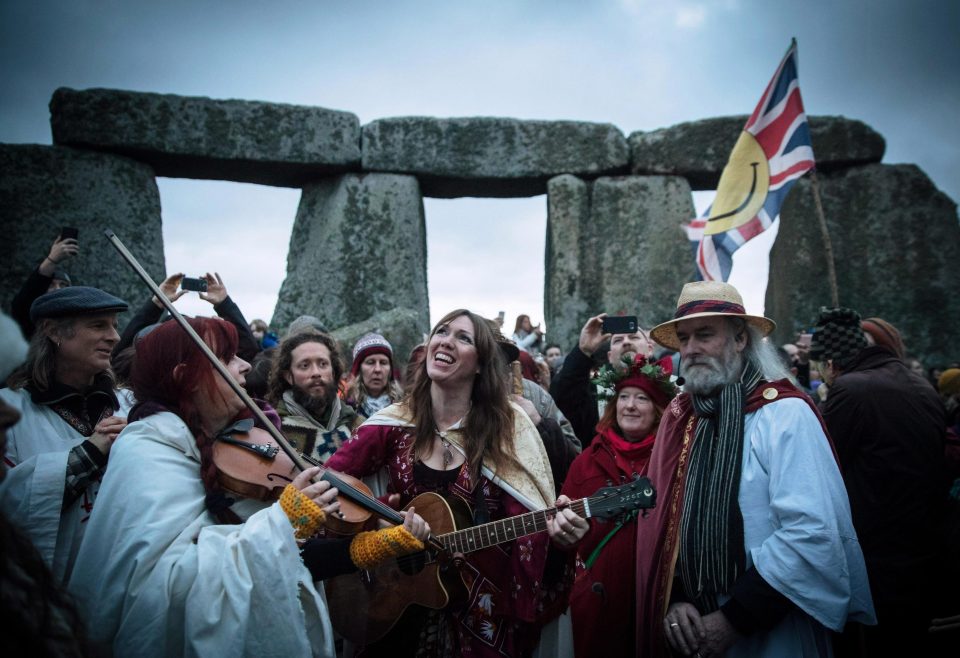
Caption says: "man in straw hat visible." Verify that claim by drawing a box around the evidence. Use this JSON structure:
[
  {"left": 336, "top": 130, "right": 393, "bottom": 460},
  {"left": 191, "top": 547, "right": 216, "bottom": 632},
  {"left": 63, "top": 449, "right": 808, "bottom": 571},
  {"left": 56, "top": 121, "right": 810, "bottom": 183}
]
[{"left": 634, "top": 281, "right": 875, "bottom": 657}]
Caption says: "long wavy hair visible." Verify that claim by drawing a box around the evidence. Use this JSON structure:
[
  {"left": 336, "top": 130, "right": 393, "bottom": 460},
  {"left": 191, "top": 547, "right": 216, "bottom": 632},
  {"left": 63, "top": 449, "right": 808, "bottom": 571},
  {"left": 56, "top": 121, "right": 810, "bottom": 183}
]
[
  {"left": 7, "top": 317, "right": 116, "bottom": 391},
  {"left": 406, "top": 309, "right": 520, "bottom": 477},
  {"left": 129, "top": 317, "right": 241, "bottom": 523}
]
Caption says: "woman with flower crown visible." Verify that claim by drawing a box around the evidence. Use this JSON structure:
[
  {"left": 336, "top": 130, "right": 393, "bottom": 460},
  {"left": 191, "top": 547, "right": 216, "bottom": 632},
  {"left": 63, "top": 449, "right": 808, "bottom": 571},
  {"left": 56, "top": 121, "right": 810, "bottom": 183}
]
[{"left": 560, "top": 354, "right": 678, "bottom": 657}]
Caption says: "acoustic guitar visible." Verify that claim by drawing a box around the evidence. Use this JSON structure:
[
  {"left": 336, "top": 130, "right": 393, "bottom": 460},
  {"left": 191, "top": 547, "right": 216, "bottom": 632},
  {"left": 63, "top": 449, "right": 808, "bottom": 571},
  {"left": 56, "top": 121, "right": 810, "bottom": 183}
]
[{"left": 326, "top": 477, "right": 656, "bottom": 644}]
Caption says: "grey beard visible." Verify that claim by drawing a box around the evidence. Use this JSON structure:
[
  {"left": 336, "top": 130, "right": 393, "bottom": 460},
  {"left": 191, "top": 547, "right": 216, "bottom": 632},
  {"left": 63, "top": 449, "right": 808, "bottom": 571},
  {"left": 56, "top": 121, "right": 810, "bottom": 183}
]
[
  {"left": 291, "top": 381, "right": 337, "bottom": 420},
  {"left": 682, "top": 353, "right": 743, "bottom": 395}
]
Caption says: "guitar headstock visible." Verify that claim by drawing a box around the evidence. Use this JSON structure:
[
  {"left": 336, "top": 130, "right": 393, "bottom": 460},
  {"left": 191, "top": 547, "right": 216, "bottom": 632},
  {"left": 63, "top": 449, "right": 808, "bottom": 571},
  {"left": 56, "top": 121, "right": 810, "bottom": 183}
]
[{"left": 586, "top": 477, "right": 656, "bottom": 520}]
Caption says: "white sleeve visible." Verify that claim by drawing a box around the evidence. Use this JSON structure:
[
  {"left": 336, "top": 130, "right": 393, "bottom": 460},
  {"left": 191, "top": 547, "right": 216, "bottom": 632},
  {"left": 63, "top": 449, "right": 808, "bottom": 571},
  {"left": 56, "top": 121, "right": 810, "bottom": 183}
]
[{"left": 743, "top": 398, "right": 876, "bottom": 630}]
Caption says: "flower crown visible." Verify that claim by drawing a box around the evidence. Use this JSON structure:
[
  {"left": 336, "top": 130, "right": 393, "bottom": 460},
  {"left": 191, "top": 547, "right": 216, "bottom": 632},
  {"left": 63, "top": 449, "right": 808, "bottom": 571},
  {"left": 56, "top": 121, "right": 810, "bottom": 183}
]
[{"left": 591, "top": 354, "right": 678, "bottom": 403}]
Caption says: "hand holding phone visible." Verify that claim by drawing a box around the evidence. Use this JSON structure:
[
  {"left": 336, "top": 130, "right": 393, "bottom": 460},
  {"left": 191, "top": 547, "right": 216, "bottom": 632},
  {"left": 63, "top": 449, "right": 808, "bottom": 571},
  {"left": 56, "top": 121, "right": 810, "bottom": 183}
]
[
  {"left": 180, "top": 276, "right": 208, "bottom": 292},
  {"left": 47, "top": 228, "right": 80, "bottom": 266},
  {"left": 602, "top": 315, "right": 638, "bottom": 335}
]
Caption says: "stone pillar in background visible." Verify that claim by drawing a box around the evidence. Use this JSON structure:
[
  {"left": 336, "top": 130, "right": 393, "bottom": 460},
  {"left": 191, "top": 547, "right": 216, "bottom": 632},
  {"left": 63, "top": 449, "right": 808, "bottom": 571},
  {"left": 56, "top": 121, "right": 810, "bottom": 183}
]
[
  {"left": 766, "top": 163, "right": 960, "bottom": 365},
  {"left": 272, "top": 173, "right": 429, "bottom": 336},
  {"left": 546, "top": 174, "right": 695, "bottom": 352},
  {"left": 0, "top": 144, "right": 165, "bottom": 326}
]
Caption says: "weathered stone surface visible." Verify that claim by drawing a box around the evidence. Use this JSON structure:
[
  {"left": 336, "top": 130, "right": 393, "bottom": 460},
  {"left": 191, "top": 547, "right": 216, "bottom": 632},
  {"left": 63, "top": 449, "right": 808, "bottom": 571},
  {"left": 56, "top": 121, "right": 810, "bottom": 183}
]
[
  {"left": 331, "top": 306, "right": 425, "bottom": 376},
  {"left": 50, "top": 87, "right": 360, "bottom": 187},
  {"left": 0, "top": 144, "right": 165, "bottom": 327},
  {"left": 272, "top": 174, "right": 429, "bottom": 335},
  {"left": 363, "top": 117, "right": 629, "bottom": 198},
  {"left": 545, "top": 174, "right": 695, "bottom": 351},
  {"left": 629, "top": 115, "right": 886, "bottom": 189},
  {"left": 766, "top": 163, "right": 960, "bottom": 365}
]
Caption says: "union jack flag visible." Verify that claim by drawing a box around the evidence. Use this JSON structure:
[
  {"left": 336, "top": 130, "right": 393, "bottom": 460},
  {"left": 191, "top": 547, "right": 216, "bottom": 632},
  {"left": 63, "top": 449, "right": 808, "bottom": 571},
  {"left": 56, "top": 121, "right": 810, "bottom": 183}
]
[{"left": 689, "top": 39, "right": 815, "bottom": 281}]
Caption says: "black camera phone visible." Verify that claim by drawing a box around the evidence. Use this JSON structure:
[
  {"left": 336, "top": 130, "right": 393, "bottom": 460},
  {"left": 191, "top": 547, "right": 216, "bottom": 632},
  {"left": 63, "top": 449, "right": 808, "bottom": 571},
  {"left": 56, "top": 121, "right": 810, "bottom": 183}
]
[
  {"left": 602, "top": 315, "right": 638, "bottom": 335},
  {"left": 60, "top": 226, "right": 79, "bottom": 241},
  {"left": 180, "top": 276, "right": 208, "bottom": 292}
]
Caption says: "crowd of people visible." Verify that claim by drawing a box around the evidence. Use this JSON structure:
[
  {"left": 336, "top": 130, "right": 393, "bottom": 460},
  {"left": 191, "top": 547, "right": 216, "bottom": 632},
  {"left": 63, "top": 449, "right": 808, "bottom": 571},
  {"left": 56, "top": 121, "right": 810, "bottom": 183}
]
[{"left": 1, "top": 232, "right": 958, "bottom": 657}]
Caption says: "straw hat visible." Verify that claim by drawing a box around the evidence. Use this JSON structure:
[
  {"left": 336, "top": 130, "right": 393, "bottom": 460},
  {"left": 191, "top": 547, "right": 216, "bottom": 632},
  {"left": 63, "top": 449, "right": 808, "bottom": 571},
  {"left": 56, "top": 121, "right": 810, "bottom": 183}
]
[{"left": 650, "top": 281, "right": 775, "bottom": 351}]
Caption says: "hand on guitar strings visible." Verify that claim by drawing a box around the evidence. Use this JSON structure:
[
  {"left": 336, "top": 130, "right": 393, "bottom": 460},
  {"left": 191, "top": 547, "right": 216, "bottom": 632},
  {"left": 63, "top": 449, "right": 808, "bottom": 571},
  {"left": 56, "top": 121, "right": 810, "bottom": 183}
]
[
  {"left": 397, "top": 506, "right": 432, "bottom": 542},
  {"left": 546, "top": 495, "right": 589, "bottom": 548}
]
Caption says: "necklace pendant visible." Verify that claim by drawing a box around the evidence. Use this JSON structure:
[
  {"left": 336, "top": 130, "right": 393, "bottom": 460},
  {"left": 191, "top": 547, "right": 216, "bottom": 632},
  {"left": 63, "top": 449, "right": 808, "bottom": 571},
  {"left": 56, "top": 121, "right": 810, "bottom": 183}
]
[{"left": 441, "top": 440, "right": 453, "bottom": 469}]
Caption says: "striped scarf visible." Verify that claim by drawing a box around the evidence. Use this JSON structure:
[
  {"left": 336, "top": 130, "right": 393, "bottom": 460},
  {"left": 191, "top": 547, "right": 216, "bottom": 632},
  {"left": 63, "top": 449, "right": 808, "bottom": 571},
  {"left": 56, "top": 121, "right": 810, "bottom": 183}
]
[{"left": 677, "top": 358, "right": 763, "bottom": 612}]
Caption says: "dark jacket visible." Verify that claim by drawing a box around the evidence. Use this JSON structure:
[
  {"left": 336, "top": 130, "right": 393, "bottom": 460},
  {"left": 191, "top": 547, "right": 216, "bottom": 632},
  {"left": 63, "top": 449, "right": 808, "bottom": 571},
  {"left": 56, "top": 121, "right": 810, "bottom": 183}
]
[
  {"left": 549, "top": 347, "right": 600, "bottom": 447},
  {"left": 10, "top": 267, "right": 54, "bottom": 339},
  {"left": 823, "top": 345, "right": 948, "bottom": 609},
  {"left": 114, "top": 296, "right": 259, "bottom": 362}
]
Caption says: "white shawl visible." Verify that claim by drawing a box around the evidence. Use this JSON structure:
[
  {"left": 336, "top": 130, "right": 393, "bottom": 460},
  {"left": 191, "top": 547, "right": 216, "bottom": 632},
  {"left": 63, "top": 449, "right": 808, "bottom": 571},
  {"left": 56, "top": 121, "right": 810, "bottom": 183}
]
[
  {"left": 68, "top": 411, "right": 335, "bottom": 657},
  {"left": 0, "top": 387, "right": 131, "bottom": 583}
]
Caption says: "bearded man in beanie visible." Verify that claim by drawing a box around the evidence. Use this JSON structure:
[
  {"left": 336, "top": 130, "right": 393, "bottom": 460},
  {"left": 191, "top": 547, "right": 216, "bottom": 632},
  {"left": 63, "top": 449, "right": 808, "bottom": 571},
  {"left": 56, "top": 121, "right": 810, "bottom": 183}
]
[
  {"left": 812, "top": 307, "right": 948, "bottom": 656},
  {"left": 634, "top": 282, "right": 874, "bottom": 657},
  {"left": 266, "top": 331, "right": 355, "bottom": 463}
]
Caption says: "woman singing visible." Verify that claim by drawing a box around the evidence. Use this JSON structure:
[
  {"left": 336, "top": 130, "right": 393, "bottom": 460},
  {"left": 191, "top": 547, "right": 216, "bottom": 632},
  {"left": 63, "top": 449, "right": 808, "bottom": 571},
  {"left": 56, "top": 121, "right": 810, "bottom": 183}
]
[{"left": 326, "top": 309, "right": 589, "bottom": 657}]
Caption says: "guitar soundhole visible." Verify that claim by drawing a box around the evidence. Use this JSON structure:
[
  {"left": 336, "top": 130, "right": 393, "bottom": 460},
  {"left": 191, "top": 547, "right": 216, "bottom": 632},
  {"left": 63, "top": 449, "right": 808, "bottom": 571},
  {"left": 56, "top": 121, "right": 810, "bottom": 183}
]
[{"left": 397, "top": 551, "right": 428, "bottom": 575}]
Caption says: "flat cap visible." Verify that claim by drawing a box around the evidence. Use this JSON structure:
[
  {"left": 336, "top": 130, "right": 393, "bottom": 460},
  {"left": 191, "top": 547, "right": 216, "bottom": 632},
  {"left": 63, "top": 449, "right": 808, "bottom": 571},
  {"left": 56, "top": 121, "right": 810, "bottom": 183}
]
[{"left": 30, "top": 286, "right": 129, "bottom": 322}]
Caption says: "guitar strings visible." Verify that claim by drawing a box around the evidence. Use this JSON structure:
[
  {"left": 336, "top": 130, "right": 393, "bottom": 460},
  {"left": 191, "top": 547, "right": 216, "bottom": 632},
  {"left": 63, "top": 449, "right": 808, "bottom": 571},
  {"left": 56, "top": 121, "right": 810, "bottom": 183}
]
[{"left": 389, "top": 500, "right": 590, "bottom": 569}]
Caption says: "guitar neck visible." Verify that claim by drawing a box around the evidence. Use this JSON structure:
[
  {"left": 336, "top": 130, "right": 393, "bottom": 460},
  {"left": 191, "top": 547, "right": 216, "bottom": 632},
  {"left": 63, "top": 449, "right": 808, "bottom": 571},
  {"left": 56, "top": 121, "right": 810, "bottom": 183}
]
[{"left": 440, "top": 498, "right": 589, "bottom": 554}]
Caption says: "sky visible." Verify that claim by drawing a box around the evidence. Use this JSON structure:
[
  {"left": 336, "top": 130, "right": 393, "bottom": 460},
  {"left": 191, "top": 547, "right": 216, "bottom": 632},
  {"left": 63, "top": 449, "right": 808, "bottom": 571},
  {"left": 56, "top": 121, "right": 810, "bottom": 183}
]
[{"left": 2, "top": 0, "right": 957, "bottom": 341}]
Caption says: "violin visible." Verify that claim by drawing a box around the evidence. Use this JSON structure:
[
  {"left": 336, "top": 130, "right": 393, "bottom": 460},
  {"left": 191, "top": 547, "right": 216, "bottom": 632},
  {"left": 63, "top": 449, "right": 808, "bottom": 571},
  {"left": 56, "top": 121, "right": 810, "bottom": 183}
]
[
  {"left": 105, "top": 230, "right": 445, "bottom": 547},
  {"left": 212, "top": 422, "right": 389, "bottom": 536}
]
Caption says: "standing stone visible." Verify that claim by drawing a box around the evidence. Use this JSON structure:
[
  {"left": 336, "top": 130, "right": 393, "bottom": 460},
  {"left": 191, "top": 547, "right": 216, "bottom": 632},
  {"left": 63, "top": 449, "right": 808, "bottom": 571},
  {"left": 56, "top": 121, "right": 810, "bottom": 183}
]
[
  {"left": 50, "top": 88, "right": 361, "bottom": 187},
  {"left": 363, "top": 117, "right": 629, "bottom": 198},
  {"left": 546, "top": 174, "right": 695, "bottom": 351},
  {"left": 629, "top": 115, "right": 886, "bottom": 190},
  {"left": 0, "top": 144, "right": 165, "bottom": 327},
  {"left": 766, "top": 163, "right": 960, "bottom": 365},
  {"left": 272, "top": 174, "right": 429, "bottom": 335}
]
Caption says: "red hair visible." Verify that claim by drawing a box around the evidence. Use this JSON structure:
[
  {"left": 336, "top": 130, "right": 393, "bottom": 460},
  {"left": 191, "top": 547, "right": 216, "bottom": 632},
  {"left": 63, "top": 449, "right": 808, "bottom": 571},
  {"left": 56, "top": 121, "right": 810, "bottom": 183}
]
[
  {"left": 130, "top": 318, "right": 240, "bottom": 522},
  {"left": 131, "top": 318, "right": 239, "bottom": 435},
  {"left": 517, "top": 350, "right": 541, "bottom": 385}
]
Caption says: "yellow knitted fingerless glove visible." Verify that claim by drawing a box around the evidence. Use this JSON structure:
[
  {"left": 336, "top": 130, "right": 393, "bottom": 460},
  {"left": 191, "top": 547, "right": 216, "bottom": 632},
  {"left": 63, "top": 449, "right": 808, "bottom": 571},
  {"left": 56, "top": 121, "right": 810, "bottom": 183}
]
[
  {"left": 279, "top": 484, "right": 327, "bottom": 540},
  {"left": 349, "top": 525, "right": 425, "bottom": 570}
]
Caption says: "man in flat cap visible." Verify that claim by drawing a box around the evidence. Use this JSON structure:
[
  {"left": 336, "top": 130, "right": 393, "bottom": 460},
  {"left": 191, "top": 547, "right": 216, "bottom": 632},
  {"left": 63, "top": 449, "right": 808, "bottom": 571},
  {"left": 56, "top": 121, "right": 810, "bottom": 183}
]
[
  {"left": 634, "top": 281, "right": 874, "bottom": 657},
  {"left": 812, "top": 307, "right": 947, "bottom": 656},
  {"left": 1, "top": 286, "right": 129, "bottom": 583}
]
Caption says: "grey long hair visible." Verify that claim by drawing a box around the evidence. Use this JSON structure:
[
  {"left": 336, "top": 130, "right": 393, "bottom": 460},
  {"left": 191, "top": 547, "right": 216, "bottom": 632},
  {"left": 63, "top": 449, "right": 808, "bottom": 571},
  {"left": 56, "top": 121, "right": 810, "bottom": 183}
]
[{"left": 736, "top": 320, "right": 794, "bottom": 384}]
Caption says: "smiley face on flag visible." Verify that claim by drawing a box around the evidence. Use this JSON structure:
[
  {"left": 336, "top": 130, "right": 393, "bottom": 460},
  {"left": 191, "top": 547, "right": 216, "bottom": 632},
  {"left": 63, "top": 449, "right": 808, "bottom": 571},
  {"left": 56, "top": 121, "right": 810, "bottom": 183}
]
[{"left": 704, "top": 130, "right": 770, "bottom": 235}]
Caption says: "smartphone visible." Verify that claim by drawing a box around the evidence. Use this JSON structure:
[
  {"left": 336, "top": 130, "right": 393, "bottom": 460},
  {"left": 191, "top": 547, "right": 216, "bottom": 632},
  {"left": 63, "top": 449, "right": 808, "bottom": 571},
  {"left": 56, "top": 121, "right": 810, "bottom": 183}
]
[
  {"left": 180, "top": 276, "right": 208, "bottom": 292},
  {"left": 602, "top": 315, "right": 638, "bottom": 335},
  {"left": 497, "top": 310, "right": 505, "bottom": 323},
  {"left": 60, "top": 226, "right": 79, "bottom": 241}
]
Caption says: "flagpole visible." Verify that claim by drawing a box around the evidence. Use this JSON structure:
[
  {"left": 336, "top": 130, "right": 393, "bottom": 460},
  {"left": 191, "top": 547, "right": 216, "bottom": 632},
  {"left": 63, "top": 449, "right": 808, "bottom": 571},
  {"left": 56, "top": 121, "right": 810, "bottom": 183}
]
[{"left": 810, "top": 170, "right": 840, "bottom": 306}]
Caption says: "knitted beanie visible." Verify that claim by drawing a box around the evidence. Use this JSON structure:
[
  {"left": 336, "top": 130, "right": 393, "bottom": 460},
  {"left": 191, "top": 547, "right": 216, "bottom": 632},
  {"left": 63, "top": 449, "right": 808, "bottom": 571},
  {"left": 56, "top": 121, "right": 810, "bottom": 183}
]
[
  {"left": 939, "top": 368, "right": 960, "bottom": 396},
  {"left": 350, "top": 333, "right": 393, "bottom": 377},
  {"left": 861, "top": 317, "right": 906, "bottom": 359},
  {"left": 286, "top": 315, "right": 328, "bottom": 337},
  {"left": 810, "top": 307, "right": 867, "bottom": 369}
]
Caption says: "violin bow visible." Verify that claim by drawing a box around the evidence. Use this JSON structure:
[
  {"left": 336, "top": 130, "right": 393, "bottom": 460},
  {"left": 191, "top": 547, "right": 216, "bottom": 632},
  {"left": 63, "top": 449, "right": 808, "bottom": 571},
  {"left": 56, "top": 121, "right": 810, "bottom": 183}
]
[{"left": 104, "top": 230, "right": 415, "bottom": 533}]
